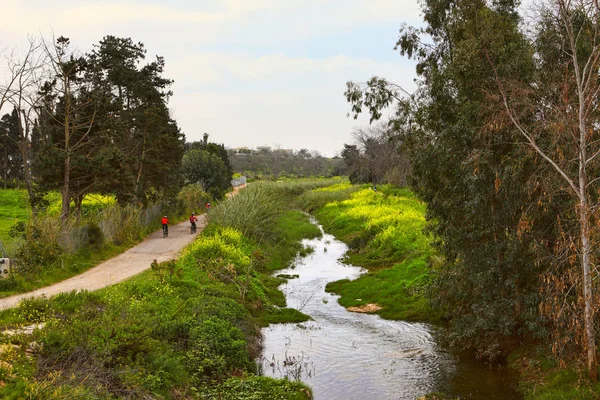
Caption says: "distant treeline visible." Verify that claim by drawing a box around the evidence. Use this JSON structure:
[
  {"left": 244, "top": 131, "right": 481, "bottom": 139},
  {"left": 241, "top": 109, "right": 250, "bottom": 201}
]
[{"left": 228, "top": 147, "right": 346, "bottom": 179}]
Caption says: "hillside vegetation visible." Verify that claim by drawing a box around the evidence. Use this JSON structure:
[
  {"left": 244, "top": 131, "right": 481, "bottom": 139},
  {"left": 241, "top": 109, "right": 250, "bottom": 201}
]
[{"left": 0, "top": 179, "right": 340, "bottom": 398}]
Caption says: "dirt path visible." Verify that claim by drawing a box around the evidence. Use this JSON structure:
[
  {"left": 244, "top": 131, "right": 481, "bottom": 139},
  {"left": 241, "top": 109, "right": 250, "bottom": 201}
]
[
  {"left": 0, "top": 215, "right": 207, "bottom": 311},
  {"left": 226, "top": 183, "right": 246, "bottom": 198}
]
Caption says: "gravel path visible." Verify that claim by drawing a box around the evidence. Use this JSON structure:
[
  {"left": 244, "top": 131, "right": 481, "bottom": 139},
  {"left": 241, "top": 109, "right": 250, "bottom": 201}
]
[{"left": 0, "top": 215, "right": 207, "bottom": 311}]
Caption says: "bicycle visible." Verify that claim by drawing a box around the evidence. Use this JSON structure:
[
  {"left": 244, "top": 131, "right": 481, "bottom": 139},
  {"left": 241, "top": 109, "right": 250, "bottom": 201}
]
[
  {"left": 190, "top": 222, "right": 197, "bottom": 234},
  {"left": 162, "top": 224, "right": 169, "bottom": 238}
]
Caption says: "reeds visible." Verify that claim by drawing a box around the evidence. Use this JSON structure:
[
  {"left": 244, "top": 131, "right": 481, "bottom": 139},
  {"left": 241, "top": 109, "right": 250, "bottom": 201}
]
[{"left": 208, "top": 183, "right": 285, "bottom": 244}]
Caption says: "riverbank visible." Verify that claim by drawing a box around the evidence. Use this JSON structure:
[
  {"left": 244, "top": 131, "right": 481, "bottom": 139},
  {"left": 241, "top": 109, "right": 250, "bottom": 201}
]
[{"left": 308, "top": 185, "right": 438, "bottom": 322}]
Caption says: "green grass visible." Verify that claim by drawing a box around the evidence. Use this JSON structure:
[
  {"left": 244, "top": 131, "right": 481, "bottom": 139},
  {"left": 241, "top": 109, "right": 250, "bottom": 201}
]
[
  {"left": 0, "top": 243, "right": 129, "bottom": 297},
  {"left": 41, "top": 192, "right": 116, "bottom": 217},
  {"left": 509, "top": 347, "right": 600, "bottom": 399},
  {"left": 263, "top": 210, "right": 321, "bottom": 271},
  {"left": 0, "top": 189, "right": 165, "bottom": 297},
  {"left": 198, "top": 376, "right": 312, "bottom": 399},
  {"left": 0, "top": 189, "right": 29, "bottom": 252},
  {"left": 261, "top": 307, "right": 311, "bottom": 325},
  {"left": 325, "top": 254, "right": 437, "bottom": 321},
  {"left": 0, "top": 180, "right": 340, "bottom": 397},
  {"left": 314, "top": 185, "right": 439, "bottom": 322},
  {"left": 0, "top": 189, "right": 117, "bottom": 254}
]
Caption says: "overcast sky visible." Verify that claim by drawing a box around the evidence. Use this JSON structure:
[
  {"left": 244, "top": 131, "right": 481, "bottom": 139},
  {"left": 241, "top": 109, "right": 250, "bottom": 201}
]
[{"left": 1, "top": 0, "right": 423, "bottom": 156}]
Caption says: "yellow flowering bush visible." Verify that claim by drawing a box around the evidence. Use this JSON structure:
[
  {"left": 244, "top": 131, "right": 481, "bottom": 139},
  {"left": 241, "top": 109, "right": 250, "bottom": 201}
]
[{"left": 181, "top": 227, "right": 251, "bottom": 268}]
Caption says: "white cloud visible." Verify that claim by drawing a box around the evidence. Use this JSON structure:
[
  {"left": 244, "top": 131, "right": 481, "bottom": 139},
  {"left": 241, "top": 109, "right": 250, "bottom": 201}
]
[
  {"left": 2, "top": 1, "right": 232, "bottom": 33},
  {"left": 167, "top": 52, "right": 415, "bottom": 86}
]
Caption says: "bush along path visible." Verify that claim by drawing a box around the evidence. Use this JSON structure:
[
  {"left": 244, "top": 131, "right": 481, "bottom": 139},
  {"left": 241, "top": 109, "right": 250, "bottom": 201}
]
[{"left": 0, "top": 216, "right": 207, "bottom": 311}]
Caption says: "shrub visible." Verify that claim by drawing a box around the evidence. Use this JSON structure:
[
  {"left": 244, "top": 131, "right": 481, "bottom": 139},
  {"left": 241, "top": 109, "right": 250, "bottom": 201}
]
[
  {"left": 197, "top": 375, "right": 312, "bottom": 400},
  {"left": 178, "top": 183, "right": 211, "bottom": 215},
  {"left": 87, "top": 222, "right": 104, "bottom": 248},
  {"left": 207, "top": 184, "right": 285, "bottom": 244},
  {"left": 186, "top": 317, "right": 255, "bottom": 384}
]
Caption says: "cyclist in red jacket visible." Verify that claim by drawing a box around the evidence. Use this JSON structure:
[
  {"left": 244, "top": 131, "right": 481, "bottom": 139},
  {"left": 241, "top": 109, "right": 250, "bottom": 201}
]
[
  {"left": 190, "top": 212, "right": 198, "bottom": 234},
  {"left": 161, "top": 216, "right": 169, "bottom": 237}
]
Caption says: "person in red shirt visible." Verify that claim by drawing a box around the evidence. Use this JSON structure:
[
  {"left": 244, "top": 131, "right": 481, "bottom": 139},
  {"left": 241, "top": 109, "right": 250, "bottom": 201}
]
[
  {"left": 161, "top": 215, "right": 169, "bottom": 237},
  {"left": 190, "top": 212, "right": 198, "bottom": 233}
]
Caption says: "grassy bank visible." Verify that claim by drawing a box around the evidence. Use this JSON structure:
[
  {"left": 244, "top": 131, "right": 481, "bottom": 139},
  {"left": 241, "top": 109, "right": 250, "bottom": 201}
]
[
  {"left": 507, "top": 346, "right": 600, "bottom": 399},
  {"left": 0, "top": 180, "right": 336, "bottom": 398},
  {"left": 306, "top": 185, "right": 438, "bottom": 322}
]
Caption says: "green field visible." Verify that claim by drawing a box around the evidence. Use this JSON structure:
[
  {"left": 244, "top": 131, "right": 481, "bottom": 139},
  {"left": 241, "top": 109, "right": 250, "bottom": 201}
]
[
  {"left": 0, "top": 189, "right": 30, "bottom": 253},
  {"left": 0, "top": 189, "right": 118, "bottom": 252}
]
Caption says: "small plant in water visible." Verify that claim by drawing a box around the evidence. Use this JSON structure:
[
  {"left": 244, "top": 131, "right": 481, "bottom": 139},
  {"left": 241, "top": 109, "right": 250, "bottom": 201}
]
[
  {"left": 297, "top": 290, "right": 316, "bottom": 311},
  {"left": 261, "top": 347, "right": 315, "bottom": 381},
  {"left": 298, "top": 245, "right": 315, "bottom": 257}
]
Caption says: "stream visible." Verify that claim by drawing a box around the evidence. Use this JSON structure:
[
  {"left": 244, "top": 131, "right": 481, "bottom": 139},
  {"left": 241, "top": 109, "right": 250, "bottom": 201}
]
[{"left": 259, "top": 221, "right": 521, "bottom": 399}]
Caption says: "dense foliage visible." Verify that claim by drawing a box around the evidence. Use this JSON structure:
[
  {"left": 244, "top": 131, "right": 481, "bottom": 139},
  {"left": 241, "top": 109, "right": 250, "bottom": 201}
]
[
  {"left": 0, "top": 109, "right": 23, "bottom": 188},
  {"left": 33, "top": 36, "right": 185, "bottom": 215},
  {"left": 341, "top": 123, "right": 411, "bottom": 186},
  {"left": 343, "top": 0, "right": 600, "bottom": 367},
  {"left": 182, "top": 150, "right": 230, "bottom": 199},
  {"left": 401, "top": 0, "right": 548, "bottom": 361}
]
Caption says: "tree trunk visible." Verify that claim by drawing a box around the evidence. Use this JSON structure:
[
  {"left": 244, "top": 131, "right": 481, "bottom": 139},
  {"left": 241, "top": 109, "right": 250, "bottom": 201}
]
[
  {"left": 75, "top": 194, "right": 83, "bottom": 223},
  {"left": 16, "top": 113, "right": 36, "bottom": 214},
  {"left": 61, "top": 152, "right": 70, "bottom": 223},
  {"left": 2, "top": 157, "right": 6, "bottom": 189},
  {"left": 135, "top": 134, "right": 146, "bottom": 203},
  {"left": 61, "top": 91, "right": 71, "bottom": 223},
  {"left": 580, "top": 191, "right": 597, "bottom": 380}
]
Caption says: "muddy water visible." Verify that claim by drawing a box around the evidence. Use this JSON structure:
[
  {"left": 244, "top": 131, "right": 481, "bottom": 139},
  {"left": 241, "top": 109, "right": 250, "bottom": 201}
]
[{"left": 259, "top": 222, "right": 521, "bottom": 400}]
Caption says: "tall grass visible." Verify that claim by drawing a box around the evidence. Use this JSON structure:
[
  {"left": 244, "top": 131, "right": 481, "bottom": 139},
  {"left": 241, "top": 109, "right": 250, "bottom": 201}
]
[
  {"left": 295, "top": 182, "right": 361, "bottom": 212},
  {"left": 208, "top": 183, "right": 286, "bottom": 244},
  {"left": 207, "top": 178, "right": 343, "bottom": 243}
]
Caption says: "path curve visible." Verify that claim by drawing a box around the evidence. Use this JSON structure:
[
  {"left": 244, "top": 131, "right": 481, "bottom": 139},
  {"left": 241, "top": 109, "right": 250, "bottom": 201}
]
[{"left": 0, "top": 215, "right": 207, "bottom": 311}]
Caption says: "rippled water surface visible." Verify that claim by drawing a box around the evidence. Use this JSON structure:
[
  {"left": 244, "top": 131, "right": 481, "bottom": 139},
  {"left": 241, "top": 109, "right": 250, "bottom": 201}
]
[{"left": 260, "top": 222, "right": 521, "bottom": 400}]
